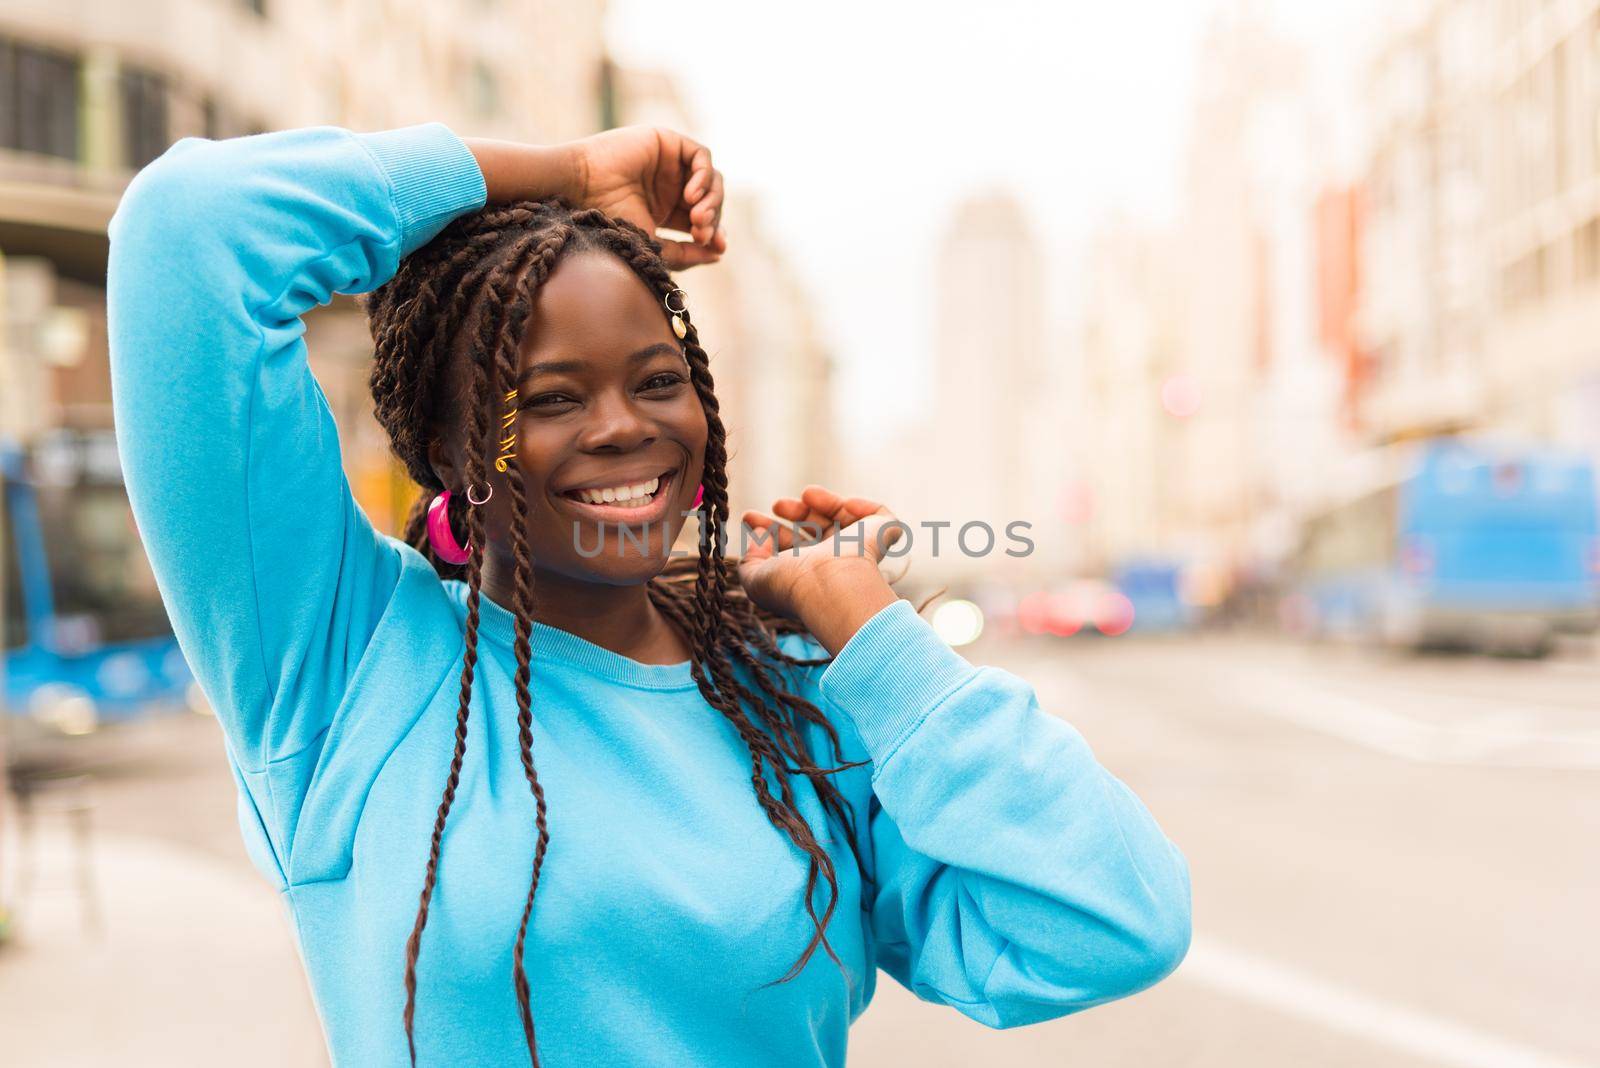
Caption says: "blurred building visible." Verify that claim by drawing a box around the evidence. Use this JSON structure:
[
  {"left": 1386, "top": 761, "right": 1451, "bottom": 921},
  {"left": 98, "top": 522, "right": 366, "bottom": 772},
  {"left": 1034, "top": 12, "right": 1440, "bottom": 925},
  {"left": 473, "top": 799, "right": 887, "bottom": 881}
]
[
  {"left": 1313, "top": 183, "right": 1371, "bottom": 432},
  {"left": 891, "top": 191, "right": 1052, "bottom": 588},
  {"left": 1074, "top": 223, "right": 1183, "bottom": 571},
  {"left": 1481, "top": 0, "right": 1600, "bottom": 458},
  {"left": 0, "top": 0, "right": 611, "bottom": 533},
  {"left": 1360, "top": 0, "right": 1492, "bottom": 443},
  {"left": 1171, "top": 11, "right": 1351, "bottom": 590},
  {"left": 607, "top": 65, "right": 837, "bottom": 533},
  {"left": 1357, "top": 0, "right": 1600, "bottom": 465}
]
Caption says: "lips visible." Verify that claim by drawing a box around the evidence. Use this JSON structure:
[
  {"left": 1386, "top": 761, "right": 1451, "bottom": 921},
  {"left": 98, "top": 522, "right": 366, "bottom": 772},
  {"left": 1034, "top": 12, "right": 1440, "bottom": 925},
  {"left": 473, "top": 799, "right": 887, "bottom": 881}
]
[
  {"left": 550, "top": 465, "right": 681, "bottom": 527},
  {"left": 555, "top": 465, "right": 678, "bottom": 499}
]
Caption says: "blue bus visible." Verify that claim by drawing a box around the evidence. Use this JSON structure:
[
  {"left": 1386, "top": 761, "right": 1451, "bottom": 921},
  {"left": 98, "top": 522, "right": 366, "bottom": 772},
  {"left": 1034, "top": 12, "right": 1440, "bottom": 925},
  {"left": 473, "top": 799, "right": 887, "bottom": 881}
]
[
  {"left": 1289, "top": 438, "right": 1600, "bottom": 656},
  {"left": 2, "top": 429, "right": 196, "bottom": 737},
  {"left": 1111, "top": 559, "right": 1195, "bottom": 634}
]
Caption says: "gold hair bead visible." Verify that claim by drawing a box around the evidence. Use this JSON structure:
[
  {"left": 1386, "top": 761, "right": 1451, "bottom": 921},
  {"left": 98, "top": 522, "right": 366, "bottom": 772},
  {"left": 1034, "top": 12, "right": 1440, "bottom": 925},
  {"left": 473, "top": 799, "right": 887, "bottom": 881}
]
[{"left": 494, "top": 388, "right": 519, "bottom": 473}]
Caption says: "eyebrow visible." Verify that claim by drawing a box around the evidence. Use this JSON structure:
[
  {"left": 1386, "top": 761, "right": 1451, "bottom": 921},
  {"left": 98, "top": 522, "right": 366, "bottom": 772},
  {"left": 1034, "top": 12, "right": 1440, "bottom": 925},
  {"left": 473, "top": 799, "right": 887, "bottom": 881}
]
[{"left": 516, "top": 342, "right": 681, "bottom": 387}]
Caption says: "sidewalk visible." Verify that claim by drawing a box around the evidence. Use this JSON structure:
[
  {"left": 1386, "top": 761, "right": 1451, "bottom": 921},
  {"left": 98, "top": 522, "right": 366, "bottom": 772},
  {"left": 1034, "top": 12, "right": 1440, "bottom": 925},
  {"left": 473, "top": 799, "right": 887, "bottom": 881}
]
[{"left": 0, "top": 823, "right": 327, "bottom": 1067}]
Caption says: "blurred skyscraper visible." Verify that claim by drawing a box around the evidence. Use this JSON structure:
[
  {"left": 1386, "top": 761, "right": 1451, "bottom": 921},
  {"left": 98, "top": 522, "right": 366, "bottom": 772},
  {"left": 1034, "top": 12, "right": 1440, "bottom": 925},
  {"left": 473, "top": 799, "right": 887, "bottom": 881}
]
[{"left": 896, "top": 191, "right": 1053, "bottom": 587}]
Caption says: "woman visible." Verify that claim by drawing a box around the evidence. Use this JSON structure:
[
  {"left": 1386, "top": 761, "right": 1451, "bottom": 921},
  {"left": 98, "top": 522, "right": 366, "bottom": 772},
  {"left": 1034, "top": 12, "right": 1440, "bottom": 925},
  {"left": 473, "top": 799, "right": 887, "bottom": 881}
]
[{"left": 106, "top": 118, "right": 1191, "bottom": 1067}]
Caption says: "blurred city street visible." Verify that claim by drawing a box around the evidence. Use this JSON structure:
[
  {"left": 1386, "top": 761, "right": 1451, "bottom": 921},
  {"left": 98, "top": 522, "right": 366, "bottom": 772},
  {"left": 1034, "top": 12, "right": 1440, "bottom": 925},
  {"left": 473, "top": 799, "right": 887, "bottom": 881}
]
[
  {"left": 5, "top": 0, "right": 1600, "bottom": 1064},
  {"left": 3, "top": 629, "right": 1596, "bottom": 1068}
]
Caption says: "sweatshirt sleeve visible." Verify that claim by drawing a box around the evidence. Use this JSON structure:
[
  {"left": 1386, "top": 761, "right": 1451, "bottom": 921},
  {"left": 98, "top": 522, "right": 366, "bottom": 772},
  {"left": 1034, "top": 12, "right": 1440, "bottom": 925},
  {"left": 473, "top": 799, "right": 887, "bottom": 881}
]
[
  {"left": 106, "top": 123, "right": 486, "bottom": 784},
  {"left": 815, "top": 598, "right": 1192, "bottom": 1029}
]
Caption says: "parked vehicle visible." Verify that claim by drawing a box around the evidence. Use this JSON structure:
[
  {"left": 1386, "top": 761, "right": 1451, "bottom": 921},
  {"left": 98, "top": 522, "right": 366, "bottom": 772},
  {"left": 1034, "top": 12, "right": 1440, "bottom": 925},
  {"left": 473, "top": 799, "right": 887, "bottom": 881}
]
[
  {"left": 3, "top": 429, "right": 197, "bottom": 740},
  {"left": 1111, "top": 559, "right": 1195, "bottom": 634},
  {"left": 1287, "top": 437, "right": 1600, "bottom": 656}
]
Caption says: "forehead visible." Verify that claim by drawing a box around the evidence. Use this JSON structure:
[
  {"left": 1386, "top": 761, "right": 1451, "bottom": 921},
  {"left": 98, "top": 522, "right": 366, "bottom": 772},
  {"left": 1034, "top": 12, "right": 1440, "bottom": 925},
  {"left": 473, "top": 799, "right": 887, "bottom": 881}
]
[{"left": 520, "top": 251, "right": 668, "bottom": 359}]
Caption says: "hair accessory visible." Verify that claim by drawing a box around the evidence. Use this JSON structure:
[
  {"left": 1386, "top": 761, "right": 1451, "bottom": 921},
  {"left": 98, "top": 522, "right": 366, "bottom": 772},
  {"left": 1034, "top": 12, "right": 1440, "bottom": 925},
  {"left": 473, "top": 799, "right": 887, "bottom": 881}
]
[
  {"left": 495, "top": 387, "right": 518, "bottom": 473},
  {"left": 692, "top": 482, "right": 704, "bottom": 509},
  {"left": 427, "top": 490, "right": 472, "bottom": 565},
  {"left": 466, "top": 482, "right": 493, "bottom": 506},
  {"left": 664, "top": 288, "right": 689, "bottom": 340}
]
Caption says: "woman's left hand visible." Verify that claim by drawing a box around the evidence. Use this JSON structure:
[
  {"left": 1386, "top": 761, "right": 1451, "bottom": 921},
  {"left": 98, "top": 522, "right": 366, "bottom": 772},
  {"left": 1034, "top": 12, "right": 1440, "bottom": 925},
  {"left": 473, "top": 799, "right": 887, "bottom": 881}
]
[{"left": 737, "top": 485, "right": 906, "bottom": 626}]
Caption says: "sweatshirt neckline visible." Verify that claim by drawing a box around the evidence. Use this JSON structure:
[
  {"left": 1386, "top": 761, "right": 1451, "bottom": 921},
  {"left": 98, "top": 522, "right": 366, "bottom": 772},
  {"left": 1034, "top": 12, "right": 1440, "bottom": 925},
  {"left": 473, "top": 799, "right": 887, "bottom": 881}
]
[{"left": 440, "top": 578, "right": 700, "bottom": 691}]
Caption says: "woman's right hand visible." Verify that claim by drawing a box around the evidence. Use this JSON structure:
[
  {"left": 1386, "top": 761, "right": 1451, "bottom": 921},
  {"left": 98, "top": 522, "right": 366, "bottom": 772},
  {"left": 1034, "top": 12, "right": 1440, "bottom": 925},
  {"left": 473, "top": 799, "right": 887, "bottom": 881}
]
[
  {"left": 570, "top": 126, "right": 727, "bottom": 268},
  {"left": 465, "top": 126, "right": 726, "bottom": 270}
]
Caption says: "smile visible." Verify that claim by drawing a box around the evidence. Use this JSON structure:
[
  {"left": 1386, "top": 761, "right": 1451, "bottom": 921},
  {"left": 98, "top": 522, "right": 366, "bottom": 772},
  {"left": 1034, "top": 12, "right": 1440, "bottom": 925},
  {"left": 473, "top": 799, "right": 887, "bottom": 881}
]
[{"left": 553, "top": 466, "right": 679, "bottom": 526}]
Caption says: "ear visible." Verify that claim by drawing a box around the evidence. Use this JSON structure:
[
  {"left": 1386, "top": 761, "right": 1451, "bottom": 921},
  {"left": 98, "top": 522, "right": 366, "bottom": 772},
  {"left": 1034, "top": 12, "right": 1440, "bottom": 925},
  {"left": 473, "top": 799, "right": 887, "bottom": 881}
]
[{"left": 427, "top": 438, "right": 459, "bottom": 492}]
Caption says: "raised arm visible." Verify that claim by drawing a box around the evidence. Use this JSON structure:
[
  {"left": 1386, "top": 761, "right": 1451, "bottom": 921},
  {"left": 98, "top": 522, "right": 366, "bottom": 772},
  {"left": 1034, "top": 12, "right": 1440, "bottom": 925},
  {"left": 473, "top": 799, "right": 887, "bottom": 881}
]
[
  {"left": 108, "top": 123, "right": 489, "bottom": 780},
  {"left": 107, "top": 121, "right": 726, "bottom": 860},
  {"left": 800, "top": 574, "right": 1193, "bottom": 1028}
]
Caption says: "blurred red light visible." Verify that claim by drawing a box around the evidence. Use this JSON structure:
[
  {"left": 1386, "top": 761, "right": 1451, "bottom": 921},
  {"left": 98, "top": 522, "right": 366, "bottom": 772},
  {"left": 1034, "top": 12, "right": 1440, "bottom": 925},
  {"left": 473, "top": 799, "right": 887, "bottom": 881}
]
[
  {"left": 1094, "top": 591, "right": 1135, "bottom": 636},
  {"left": 1045, "top": 591, "right": 1081, "bottom": 636},
  {"left": 1018, "top": 592, "right": 1053, "bottom": 634}
]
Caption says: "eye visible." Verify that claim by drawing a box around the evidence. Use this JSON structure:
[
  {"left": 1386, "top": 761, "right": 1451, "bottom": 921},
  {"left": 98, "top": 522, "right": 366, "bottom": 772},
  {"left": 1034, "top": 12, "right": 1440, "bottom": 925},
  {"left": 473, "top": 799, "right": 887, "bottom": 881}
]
[
  {"left": 524, "top": 392, "right": 575, "bottom": 410},
  {"left": 641, "top": 372, "right": 686, "bottom": 393}
]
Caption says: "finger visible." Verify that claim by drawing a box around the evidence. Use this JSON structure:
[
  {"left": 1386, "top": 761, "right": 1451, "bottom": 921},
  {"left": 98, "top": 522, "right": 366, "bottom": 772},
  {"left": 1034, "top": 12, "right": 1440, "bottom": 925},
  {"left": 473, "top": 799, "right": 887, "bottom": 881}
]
[
  {"left": 680, "top": 140, "right": 713, "bottom": 206},
  {"left": 741, "top": 510, "right": 780, "bottom": 559},
  {"left": 800, "top": 485, "right": 883, "bottom": 528},
  {"left": 659, "top": 239, "right": 722, "bottom": 271},
  {"left": 753, "top": 509, "right": 802, "bottom": 552},
  {"left": 771, "top": 497, "right": 809, "bottom": 522},
  {"left": 692, "top": 170, "right": 725, "bottom": 246},
  {"left": 874, "top": 519, "right": 906, "bottom": 550},
  {"left": 770, "top": 497, "right": 834, "bottom": 544},
  {"left": 773, "top": 493, "right": 838, "bottom": 541}
]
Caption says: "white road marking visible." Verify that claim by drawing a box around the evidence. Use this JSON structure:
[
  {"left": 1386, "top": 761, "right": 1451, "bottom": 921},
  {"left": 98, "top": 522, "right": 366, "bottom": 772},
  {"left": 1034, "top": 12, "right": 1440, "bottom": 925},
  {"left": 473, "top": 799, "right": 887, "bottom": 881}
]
[
  {"left": 1222, "top": 673, "right": 1600, "bottom": 770},
  {"left": 1180, "top": 936, "right": 1599, "bottom": 1068}
]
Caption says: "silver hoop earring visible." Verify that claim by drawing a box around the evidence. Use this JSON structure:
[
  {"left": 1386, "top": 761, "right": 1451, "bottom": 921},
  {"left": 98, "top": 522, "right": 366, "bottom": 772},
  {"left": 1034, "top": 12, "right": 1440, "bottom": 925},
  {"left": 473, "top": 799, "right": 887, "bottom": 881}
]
[{"left": 466, "top": 482, "right": 493, "bottom": 506}]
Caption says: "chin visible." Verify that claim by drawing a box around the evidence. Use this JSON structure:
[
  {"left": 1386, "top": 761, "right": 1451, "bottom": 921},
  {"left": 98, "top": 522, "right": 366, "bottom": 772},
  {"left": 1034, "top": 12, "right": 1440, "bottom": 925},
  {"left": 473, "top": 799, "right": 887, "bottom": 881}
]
[{"left": 586, "top": 551, "right": 676, "bottom": 586}]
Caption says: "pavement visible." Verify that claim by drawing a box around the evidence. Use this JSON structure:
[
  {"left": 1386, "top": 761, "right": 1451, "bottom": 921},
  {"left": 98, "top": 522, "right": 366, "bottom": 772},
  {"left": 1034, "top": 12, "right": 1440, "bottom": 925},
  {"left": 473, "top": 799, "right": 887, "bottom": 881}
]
[
  {"left": 0, "top": 718, "right": 327, "bottom": 1067},
  {"left": 0, "top": 631, "right": 1596, "bottom": 1068}
]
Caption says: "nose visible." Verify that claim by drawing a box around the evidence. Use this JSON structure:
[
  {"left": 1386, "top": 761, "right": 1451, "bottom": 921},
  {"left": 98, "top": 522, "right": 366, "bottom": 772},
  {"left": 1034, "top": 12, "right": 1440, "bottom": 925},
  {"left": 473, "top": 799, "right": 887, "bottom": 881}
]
[{"left": 576, "top": 387, "right": 656, "bottom": 453}]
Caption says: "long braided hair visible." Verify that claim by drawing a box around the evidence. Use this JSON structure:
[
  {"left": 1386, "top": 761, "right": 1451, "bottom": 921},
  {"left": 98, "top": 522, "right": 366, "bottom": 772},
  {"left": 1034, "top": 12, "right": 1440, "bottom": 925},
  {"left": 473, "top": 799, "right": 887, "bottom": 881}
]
[{"left": 363, "top": 199, "right": 879, "bottom": 1066}]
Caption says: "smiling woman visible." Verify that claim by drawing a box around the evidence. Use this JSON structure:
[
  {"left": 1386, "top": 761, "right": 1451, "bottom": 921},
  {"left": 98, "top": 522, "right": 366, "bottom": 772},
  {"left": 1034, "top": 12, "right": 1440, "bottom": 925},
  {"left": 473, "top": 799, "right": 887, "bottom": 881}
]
[
  {"left": 106, "top": 118, "right": 1191, "bottom": 1068},
  {"left": 409, "top": 243, "right": 709, "bottom": 585}
]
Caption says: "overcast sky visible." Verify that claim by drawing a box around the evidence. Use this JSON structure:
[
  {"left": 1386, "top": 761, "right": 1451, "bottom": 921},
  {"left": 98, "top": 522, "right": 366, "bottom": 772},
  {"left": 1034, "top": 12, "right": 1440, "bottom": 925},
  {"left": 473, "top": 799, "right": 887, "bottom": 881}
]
[{"left": 607, "top": 1, "right": 1387, "bottom": 445}]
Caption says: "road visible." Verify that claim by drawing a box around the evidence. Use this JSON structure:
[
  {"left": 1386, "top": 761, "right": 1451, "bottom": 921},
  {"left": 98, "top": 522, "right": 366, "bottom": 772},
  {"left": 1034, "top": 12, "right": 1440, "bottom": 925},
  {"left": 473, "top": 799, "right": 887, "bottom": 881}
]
[{"left": 1, "top": 631, "right": 1595, "bottom": 1067}]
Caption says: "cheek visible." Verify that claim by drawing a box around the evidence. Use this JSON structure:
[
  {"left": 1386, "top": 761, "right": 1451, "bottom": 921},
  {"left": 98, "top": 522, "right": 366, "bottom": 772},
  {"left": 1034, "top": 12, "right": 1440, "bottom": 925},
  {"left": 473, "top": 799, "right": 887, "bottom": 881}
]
[{"left": 670, "top": 400, "right": 710, "bottom": 453}]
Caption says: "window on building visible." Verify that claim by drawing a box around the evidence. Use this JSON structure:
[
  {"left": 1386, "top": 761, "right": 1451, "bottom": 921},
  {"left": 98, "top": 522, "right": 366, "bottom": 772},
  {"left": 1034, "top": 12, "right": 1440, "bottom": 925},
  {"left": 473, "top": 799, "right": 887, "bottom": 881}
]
[
  {"left": 0, "top": 37, "right": 82, "bottom": 160},
  {"left": 120, "top": 67, "right": 170, "bottom": 169}
]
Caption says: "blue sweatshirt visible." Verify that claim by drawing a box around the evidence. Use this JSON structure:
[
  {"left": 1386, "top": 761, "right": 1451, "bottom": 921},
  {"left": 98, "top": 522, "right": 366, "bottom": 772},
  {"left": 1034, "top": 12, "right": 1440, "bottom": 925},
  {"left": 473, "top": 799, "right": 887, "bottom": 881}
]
[{"left": 105, "top": 122, "right": 1191, "bottom": 1067}]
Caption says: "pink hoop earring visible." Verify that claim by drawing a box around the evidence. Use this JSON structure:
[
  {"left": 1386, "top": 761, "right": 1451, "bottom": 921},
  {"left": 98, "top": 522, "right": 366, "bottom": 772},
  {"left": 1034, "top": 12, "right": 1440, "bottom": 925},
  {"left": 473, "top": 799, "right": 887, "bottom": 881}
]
[
  {"left": 692, "top": 483, "right": 704, "bottom": 509},
  {"left": 426, "top": 490, "right": 472, "bottom": 565}
]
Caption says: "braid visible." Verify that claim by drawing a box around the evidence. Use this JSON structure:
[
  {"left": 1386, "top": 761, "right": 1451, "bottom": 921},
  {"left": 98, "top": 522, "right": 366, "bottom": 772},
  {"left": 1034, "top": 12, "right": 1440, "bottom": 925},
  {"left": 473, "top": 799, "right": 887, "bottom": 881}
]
[
  {"left": 365, "top": 198, "right": 878, "bottom": 1066},
  {"left": 400, "top": 315, "right": 491, "bottom": 1067},
  {"left": 485, "top": 229, "right": 567, "bottom": 1058}
]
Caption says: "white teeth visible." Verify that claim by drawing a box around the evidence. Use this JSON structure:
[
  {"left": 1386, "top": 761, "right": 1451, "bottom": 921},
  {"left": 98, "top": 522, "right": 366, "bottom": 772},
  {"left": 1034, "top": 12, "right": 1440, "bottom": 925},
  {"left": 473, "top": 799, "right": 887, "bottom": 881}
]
[{"left": 573, "top": 475, "right": 660, "bottom": 506}]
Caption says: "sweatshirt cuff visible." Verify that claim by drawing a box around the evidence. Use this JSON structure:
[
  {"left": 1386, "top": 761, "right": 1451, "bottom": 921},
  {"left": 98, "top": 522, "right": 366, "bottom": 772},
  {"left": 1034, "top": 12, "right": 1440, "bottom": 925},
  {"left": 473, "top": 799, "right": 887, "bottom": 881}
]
[
  {"left": 817, "top": 598, "right": 981, "bottom": 766},
  {"left": 353, "top": 122, "right": 487, "bottom": 257}
]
